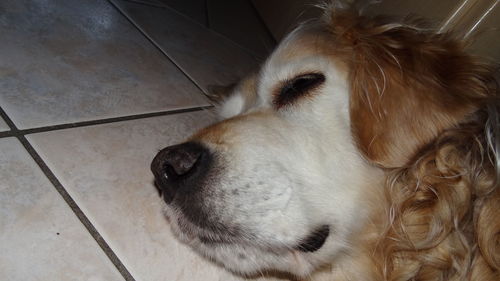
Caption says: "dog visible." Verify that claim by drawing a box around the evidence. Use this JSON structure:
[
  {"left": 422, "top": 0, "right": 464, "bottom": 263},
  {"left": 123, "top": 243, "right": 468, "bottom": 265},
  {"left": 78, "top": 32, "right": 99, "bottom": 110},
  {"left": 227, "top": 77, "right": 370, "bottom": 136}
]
[{"left": 151, "top": 2, "right": 500, "bottom": 280}]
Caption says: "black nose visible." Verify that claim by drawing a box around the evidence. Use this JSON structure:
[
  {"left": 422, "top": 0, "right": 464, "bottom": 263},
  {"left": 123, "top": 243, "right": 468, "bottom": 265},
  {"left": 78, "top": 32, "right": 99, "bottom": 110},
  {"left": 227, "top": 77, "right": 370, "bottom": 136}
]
[{"left": 151, "top": 142, "right": 210, "bottom": 203}]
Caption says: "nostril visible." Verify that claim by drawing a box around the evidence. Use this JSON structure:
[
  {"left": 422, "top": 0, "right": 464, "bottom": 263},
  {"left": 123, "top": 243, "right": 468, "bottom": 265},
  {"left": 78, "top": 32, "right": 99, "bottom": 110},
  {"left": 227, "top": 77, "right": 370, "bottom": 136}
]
[
  {"left": 151, "top": 142, "right": 209, "bottom": 195},
  {"left": 151, "top": 142, "right": 208, "bottom": 202},
  {"left": 162, "top": 161, "right": 191, "bottom": 181},
  {"left": 163, "top": 147, "right": 202, "bottom": 178},
  {"left": 162, "top": 163, "right": 178, "bottom": 180}
]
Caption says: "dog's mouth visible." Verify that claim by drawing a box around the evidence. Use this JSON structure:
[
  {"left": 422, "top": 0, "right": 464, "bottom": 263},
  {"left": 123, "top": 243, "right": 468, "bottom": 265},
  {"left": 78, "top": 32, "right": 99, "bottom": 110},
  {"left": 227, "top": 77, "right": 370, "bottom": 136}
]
[
  {"left": 196, "top": 227, "right": 330, "bottom": 255},
  {"left": 198, "top": 234, "right": 234, "bottom": 245},
  {"left": 295, "top": 225, "right": 330, "bottom": 252},
  {"left": 178, "top": 213, "right": 330, "bottom": 253}
]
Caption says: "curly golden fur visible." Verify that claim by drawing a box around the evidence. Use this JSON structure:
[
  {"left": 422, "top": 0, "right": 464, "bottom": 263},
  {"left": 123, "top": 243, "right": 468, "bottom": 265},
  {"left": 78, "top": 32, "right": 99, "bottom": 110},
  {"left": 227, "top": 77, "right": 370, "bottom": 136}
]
[
  {"left": 319, "top": 3, "right": 500, "bottom": 280},
  {"left": 378, "top": 111, "right": 500, "bottom": 281}
]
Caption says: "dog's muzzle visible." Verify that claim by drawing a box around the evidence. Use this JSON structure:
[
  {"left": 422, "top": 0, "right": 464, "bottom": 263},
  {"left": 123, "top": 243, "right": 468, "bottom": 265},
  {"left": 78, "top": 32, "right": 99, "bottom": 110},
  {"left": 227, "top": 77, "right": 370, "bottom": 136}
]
[
  {"left": 150, "top": 142, "right": 210, "bottom": 204},
  {"left": 151, "top": 142, "right": 330, "bottom": 254}
]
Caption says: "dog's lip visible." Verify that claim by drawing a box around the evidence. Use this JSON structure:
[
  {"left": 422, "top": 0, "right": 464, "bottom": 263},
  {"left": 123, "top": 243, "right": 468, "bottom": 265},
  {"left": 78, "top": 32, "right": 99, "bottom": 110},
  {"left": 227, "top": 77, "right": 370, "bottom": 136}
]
[
  {"left": 174, "top": 210, "right": 330, "bottom": 252},
  {"left": 198, "top": 226, "right": 331, "bottom": 252},
  {"left": 295, "top": 225, "right": 330, "bottom": 252},
  {"left": 198, "top": 235, "right": 233, "bottom": 245},
  {"left": 184, "top": 220, "right": 330, "bottom": 252}
]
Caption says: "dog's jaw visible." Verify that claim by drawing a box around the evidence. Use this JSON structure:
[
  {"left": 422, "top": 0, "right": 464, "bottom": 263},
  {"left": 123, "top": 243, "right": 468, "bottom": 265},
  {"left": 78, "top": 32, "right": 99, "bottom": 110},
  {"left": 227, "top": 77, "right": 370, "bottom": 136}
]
[
  {"left": 163, "top": 170, "right": 382, "bottom": 279},
  {"left": 165, "top": 204, "right": 360, "bottom": 278}
]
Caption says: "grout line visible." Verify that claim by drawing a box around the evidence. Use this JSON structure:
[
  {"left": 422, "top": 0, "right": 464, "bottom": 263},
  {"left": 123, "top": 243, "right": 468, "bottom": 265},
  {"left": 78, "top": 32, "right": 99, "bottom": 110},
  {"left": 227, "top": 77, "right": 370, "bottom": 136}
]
[
  {"left": 0, "top": 104, "right": 211, "bottom": 279},
  {"left": 0, "top": 130, "right": 10, "bottom": 138},
  {"left": 17, "top": 135, "right": 136, "bottom": 281},
  {"left": 0, "top": 105, "right": 212, "bottom": 138},
  {"left": 1, "top": 104, "right": 137, "bottom": 280},
  {"left": 0, "top": 104, "right": 19, "bottom": 131},
  {"left": 204, "top": 0, "right": 210, "bottom": 28},
  {"left": 246, "top": 0, "right": 277, "bottom": 46},
  {"left": 108, "top": 0, "right": 211, "bottom": 96},
  {"left": 122, "top": 0, "right": 165, "bottom": 9},
  {"left": 2, "top": 0, "right": 222, "bottom": 277},
  {"left": 1, "top": 2, "right": 217, "bottom": 279},
  {"left": 115, "top": 0, "right": 264, "bottom": 65}
]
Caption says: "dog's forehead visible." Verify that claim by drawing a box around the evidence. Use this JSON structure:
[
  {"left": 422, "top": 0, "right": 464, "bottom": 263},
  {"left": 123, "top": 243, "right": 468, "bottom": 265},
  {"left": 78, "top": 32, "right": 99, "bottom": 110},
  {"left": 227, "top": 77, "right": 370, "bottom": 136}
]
[
  {"left": 257, "top": 25, "right": 348, "bottom": 103},
  {"left": 267, "top": 25, "right": 334, "bottom": 67},
  {"left": 260, "top": 25, "right": 347, "bottom": 87}
]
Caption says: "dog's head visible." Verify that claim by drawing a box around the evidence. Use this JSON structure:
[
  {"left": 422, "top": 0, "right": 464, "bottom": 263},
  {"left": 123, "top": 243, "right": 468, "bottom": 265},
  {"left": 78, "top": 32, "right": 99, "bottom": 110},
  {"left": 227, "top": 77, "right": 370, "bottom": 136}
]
[{"left": 151, "top": 4, "right": 497, "bottom": 278}]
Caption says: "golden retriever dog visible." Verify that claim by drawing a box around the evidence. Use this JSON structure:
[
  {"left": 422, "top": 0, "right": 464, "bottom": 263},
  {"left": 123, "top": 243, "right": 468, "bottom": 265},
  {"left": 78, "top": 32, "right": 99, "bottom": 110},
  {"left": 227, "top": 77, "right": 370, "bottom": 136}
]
[{"left": 151, "top": 2, "right": 499, "bottom": 280}]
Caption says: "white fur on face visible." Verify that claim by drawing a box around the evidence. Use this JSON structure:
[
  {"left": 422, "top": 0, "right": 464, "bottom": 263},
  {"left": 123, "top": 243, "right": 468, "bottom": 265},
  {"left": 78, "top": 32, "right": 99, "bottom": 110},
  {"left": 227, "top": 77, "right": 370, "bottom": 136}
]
[
  {"left": 164, "top": 28, "right": 382, "bottom": 277},
  {"left": 218, "top": 93, "right": 246, "bottom": 119}
]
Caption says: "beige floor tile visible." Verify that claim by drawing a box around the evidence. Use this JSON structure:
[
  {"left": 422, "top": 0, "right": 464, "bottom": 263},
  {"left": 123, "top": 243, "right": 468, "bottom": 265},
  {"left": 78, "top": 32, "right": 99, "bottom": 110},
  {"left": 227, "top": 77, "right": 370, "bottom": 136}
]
[
  {"left": 207, "top": 0, "right": 275, "bottom": 58},
  {"left": 0, "top": 117, "right": 8, "bottom": 131},
  {"left": 0, "top": 0, "right": 208, "bottom": 130},
  {"left": 159, "top": 0, "right": 208, "bottom": 26},
  {"left": 27, "top": 111, "right": 275, "bottom": 281},
  {"left": 110, "top": 0, "right": 260, "bottom": 93},
  {"left": 0, "top": 138, "right": 123, "bottom": 281}
]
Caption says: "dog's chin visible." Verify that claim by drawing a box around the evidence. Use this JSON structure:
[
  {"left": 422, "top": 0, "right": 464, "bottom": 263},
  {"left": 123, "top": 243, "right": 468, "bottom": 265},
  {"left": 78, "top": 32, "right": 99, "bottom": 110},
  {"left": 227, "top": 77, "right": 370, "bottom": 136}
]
[
  {"left": 163, "top": 207, "right": 330, "bottom": 278},
  {"left": 194, "top": 239, "right": 319, "bottom": 278}
]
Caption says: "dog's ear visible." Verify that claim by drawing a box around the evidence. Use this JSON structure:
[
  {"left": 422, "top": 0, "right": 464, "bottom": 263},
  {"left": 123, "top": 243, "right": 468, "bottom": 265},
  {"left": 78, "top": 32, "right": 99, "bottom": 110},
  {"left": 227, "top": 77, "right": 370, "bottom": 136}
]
[
  {"left": 327, "top": 9, "right": 493, "bottom": 167},
  {"left": 215, "top": 72, "right": 259, "bottom": 120}
]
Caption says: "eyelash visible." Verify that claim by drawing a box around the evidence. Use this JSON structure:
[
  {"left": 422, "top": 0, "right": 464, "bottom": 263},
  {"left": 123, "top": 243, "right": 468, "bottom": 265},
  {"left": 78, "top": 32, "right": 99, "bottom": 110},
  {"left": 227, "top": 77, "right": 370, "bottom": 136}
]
[{"left": 273, "top": 73, "right": 326, "bottom": 109}]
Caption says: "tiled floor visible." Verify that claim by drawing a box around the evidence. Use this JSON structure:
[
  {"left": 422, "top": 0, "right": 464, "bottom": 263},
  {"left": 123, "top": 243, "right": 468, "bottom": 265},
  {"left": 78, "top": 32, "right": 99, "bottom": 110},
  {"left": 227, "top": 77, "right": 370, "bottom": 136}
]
[
  {"left": 206, "top": 0, "right": 275, "bottom": 57},
  {"left": 0, "top": 0, "right": 209, "bottom": 130},
  {"left": 110, "top": 0, "right": 260, "bottom": 92},
  {"left": 0, "top": 0, "right": 273, "bottom": 281},
  {"left": 0, "top": 138, "right": 123, "bottom": 281},
  {"left": 122, "top": 0, "right": 275, "bottom": 59},
  {"left": 0, "top": 117, "right": 8, "bottom": 132},
  {"left": 159, "top": 0, "right": 208, "bottom": 26}
]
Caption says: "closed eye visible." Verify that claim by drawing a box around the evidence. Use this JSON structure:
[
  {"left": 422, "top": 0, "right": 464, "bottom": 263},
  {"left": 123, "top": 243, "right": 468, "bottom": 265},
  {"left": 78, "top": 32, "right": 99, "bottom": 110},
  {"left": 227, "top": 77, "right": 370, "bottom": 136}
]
[{"left": 273, "top": 73, "right": 325, "bottom": 109}]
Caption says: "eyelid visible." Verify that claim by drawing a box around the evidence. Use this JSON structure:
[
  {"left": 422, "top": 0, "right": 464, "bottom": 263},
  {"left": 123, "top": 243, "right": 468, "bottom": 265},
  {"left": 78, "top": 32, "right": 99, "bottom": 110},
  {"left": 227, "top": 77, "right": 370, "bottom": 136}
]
[{"left": 273, "top": 72, "right": 325, "bottom": 109}]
